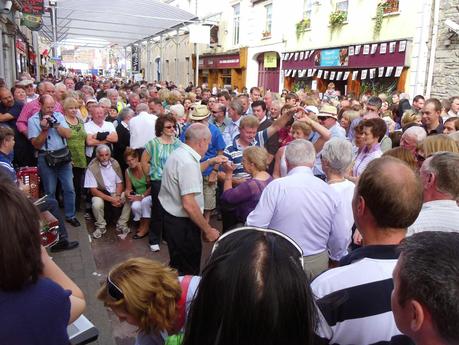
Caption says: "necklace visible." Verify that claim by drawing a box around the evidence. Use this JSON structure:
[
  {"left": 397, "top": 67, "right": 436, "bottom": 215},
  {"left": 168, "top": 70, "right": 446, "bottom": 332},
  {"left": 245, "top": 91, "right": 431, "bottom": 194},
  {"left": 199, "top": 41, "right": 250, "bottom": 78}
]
[{"left": 65, "top": 116, "right": 79, "bottom": 126}]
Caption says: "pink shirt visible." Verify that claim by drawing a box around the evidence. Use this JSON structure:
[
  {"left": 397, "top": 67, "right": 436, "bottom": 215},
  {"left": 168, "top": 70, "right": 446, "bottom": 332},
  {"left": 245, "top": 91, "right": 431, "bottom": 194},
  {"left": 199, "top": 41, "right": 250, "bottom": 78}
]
[{"left": 16, "top": 99, "right": 63, "bottom": 134}]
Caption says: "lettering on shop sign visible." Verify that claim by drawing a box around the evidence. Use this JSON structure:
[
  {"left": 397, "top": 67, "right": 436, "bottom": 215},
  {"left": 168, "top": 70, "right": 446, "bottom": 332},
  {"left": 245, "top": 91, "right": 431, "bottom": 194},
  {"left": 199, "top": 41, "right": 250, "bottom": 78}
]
[{"left": 21, "top": 0, "right": 45, "bottom": 15}]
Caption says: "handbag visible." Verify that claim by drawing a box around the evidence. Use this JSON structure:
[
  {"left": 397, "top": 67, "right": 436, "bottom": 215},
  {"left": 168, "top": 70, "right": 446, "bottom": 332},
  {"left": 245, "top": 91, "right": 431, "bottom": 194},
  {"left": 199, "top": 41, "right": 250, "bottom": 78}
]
[{"left": 44, "top": 137, "right": 72, "bottom": 167}]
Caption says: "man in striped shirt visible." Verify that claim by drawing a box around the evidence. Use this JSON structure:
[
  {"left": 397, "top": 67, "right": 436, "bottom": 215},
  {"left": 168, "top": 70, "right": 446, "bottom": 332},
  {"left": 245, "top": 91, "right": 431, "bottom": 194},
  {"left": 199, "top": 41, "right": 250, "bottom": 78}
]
[{"left": 312, "top": 157, "right": 423, "bottom": 345}]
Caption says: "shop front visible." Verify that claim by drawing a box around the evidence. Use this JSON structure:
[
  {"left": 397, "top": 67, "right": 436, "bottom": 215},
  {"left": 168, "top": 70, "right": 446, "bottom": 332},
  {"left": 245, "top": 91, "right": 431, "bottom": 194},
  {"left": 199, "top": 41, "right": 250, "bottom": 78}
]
[
  {"left": 282, "top": 39, "right": 410, "bottom": 97},
  {"left": 16, "top": 38, "right": 29, "bottom": 76},
  {"left": 257, "top": 51, "right": 281, "bottom": 93},
  {"left": 198, "top": 48, "right": 247, "bottom": 91}
]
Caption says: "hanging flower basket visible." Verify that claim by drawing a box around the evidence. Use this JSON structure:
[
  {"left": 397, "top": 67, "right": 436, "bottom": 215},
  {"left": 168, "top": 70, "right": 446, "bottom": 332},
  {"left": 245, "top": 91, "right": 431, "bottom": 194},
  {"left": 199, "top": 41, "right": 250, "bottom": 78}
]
[{"left": 329, "top": 10, "right": 347, "bottom": 30}]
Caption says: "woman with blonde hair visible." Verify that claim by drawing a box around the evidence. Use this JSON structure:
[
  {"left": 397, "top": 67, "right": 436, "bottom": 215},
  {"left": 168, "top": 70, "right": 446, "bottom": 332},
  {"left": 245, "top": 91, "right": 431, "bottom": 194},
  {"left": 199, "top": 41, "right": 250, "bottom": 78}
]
[
  {"left": 418, "top": 134, "right": 459, "bottom": 158},
  {"left": 383, "top": 146, "right": 417, "bottom": 171},
  {"left": 221, "top": 146, "right": 273, "bottom": 231},
  {"left": 98, "top": 257, "right": 199, "bottom": 345},
  {"left": 63, "top": 96, "right": 87, "bottom": 211},
  {"left": 340, "top": 110, "right": 360, "bottom": 137},
  {"left": 401, "top": 109, "right": 422, "bottom": 129}
]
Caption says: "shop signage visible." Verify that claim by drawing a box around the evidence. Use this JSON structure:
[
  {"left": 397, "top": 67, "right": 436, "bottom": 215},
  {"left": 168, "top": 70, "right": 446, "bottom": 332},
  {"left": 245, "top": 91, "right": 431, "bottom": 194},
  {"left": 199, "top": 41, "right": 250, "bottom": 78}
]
[
  {"left": 318, "top": 48, "right": 349, "bottom": 67},
  {"left": 131, "top": 45, "right": 140, "bottom": 72},
  {"left": 22, "top": 0, "right": 45, "bottom": 15},
  {"left": 200, "top": 54, "right": 240, "bottom": 69},
  {"left": 21, "top": 13, "right": 43, "bottom": 31},
  {"left": 264, "top": 52, "right": 277, "bottom": 68},
  {"left": 16, "top": 40, "right": 26, "bottom": 53}
]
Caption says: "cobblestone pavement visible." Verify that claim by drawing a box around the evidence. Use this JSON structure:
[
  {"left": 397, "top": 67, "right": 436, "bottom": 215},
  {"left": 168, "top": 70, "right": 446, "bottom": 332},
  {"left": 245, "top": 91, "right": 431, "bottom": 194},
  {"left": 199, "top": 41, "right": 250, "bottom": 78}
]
[{"left": 52, "top": 212, "right": 217, "bottom": 345}]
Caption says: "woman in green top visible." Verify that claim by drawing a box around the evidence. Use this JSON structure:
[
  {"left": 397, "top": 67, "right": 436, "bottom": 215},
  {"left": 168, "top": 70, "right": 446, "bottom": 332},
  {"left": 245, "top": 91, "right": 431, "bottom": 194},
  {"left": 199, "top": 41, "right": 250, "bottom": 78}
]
[
  {"left": 141, "top": 114, "right": 182, "bottom": 252},
  {"left": 63, "top": 97, "right": 87, "bottom": 212},
  {"left": 124, "top": 148, "right": 151, "bottom": 239}
]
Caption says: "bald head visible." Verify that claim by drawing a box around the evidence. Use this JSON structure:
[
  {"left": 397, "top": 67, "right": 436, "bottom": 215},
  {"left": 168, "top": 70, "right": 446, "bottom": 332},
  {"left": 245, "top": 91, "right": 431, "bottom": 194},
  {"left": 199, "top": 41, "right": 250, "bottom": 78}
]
[
  {"left": 355, "top": 157, "right": 423, "bottom": 229},
  {"left": 185, "top": 123, "right": 211, "bottom": 143}
]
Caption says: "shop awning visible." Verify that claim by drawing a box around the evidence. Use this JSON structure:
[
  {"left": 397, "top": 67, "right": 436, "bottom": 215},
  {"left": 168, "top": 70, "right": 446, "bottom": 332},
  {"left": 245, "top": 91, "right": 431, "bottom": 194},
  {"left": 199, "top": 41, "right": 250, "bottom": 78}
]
[
  {"left": 281, "top": 39, "right": 410, "bottom": 80},
  {"left": 39, "top": 0, "right": 197, "bottom": 48}
]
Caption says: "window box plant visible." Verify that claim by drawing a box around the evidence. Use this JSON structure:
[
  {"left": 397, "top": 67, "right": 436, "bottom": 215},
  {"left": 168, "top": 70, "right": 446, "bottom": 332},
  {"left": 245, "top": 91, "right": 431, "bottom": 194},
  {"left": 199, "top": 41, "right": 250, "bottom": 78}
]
[
  {"left": 329, "top": 10, "right": 347, "bottom": 30},
  {"left": 296, "top": 18, "right": 311, "bottom": 39}
]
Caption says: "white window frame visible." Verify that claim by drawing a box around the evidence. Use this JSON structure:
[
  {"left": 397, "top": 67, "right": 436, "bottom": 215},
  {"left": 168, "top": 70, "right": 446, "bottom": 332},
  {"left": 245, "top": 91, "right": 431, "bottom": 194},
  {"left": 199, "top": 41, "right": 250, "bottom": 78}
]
[
  {"left": 265, "top": 3, "right": 273, "bottom": 33},
  {"left": 233, "top": 3, "right": 240, "bottom": 45}
]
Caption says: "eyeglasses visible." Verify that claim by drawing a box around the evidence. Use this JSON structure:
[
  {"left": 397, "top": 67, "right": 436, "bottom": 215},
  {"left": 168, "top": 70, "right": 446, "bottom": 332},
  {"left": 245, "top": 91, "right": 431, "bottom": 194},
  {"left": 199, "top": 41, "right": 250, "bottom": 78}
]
[
  {"left": 318, "top": 116, "right": 328, "bottom": 121},
  {"left": 107, "top": 273, "right": 124, "bottom": 300},
  {"left": 211, "top": 226, "right": 304, "bottom": 267},
  {"left": 163, "top": 125, "right": 175, "bottom": 129}
]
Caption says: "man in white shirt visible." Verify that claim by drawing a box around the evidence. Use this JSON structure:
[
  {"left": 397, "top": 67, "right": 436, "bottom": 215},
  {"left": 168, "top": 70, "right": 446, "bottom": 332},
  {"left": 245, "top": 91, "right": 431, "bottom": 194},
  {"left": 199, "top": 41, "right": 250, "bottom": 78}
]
[
  {"left": 84, "top": 145, "right": 130, "bottom": 238},
  {"left": 247, "top": 139, "right": 350, "bottom": 279},
  {"left": 407, "top": 152, "right": 459, "bottom": 235},
  {"left": 84, "top": 105, "right": 118, "bottom": 159},
  {"left": 129, "top": 103, "right": 157, "bottom": 149}
]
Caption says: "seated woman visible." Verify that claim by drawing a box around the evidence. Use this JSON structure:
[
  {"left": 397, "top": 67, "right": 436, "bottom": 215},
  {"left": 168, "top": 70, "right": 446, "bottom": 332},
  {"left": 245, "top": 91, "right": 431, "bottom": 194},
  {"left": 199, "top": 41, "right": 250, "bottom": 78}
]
[
  {"left": 97, "top": 257, "right": 200, "bottom": 345},
  {"left": 182, "top": 227, "right": 317, "bottom": 345},
  {"left": 124, "top": 148, "right": 151, "bottom": 239},
  {"left": 0, "top": 173, "right": 86, "bottom": 344},
  {"left": 220, "top": 147, "right": 272, "bottom": 231}
]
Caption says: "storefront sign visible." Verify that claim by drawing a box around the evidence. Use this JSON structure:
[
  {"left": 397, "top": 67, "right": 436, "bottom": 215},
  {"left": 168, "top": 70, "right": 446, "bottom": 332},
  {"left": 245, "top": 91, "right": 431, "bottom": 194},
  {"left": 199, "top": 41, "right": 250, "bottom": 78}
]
[
  {"left": 16, "top": 40, "right": 26, "bottom": 53},
  {"left": 319, "top": 48, "right": 349, "bottom": 67},
  {"left": 264, "top": 52, "right": 277, "bottom": 68},
  {"left": 200, "top": 54, "right": 240, "bottom": 69},
  {"left": 21, "top": 13, "right": 43, "bottom": 31},
  {"left": 22, "top": 0, "right": 45, "bottom": 15},
  {"left": 131, "top": 45, "right": 140, "bottom": 72}
]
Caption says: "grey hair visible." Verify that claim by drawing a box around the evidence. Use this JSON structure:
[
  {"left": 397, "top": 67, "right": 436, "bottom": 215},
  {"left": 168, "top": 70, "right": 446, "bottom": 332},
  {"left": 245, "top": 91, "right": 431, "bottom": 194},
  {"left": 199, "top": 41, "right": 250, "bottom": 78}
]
[
  {"left": 106, "top": 88, "right": 118, "bottom": 97},
  {"left": 38, "top": 81, "right": 54, "bottom": 93},
  {"left": 55, "top": 82, "right": 67, "bottom": 91},
  {"left": 321, "top": 138, "right": 354, "bottom": 175},
  {"left": 424, "top": 152, "right": 459, "bottom": 199},
  {"left": 96, "top": 144, "right": 111, "bottom": 155},
  {"left": 185, "top": 123, "right": 211, "bottom": 143},
  {"left": 99, "top": 98, "right": 111, "bottom": 107},
  {"left": 403, "top": 126, "right": 427, "bottom": 144},
  {"left": 229, "top": 99, "right": 244, "bottom": 115},
  {"left": 285, "top": 139, "right": 316, "bottom": 167},
  {"left": 271, "top": 100, "right": 283, "bottom": 110},
  {"left": 136, "top": 103, "right": 149, "bottom": 114},
  {"left": 119, "top": 107, "right": 134, "bottom": 121},
  {"left": 81, "top": 85, "right": 95, "bottom": 96}
]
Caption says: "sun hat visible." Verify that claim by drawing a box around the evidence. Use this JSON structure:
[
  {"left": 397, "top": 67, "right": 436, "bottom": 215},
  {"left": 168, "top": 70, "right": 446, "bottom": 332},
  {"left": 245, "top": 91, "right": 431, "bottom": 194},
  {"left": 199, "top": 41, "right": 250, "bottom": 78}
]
[{"left": 189, "top": 104, "right": 211, "bottom": 121}]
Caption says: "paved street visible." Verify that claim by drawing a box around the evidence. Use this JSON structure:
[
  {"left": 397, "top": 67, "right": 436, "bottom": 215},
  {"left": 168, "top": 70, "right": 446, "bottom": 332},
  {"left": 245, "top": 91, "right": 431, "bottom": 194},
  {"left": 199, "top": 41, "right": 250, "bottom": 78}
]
[{"left": 52, "top": 212, "right": 216, "bottom": 345}]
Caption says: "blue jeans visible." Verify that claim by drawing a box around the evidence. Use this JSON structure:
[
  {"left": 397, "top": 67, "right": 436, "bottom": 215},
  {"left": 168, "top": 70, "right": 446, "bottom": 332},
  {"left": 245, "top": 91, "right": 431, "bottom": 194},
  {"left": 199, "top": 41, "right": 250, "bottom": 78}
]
[{"left": 37, "top": 154, "right": 76, "bottom": 219}]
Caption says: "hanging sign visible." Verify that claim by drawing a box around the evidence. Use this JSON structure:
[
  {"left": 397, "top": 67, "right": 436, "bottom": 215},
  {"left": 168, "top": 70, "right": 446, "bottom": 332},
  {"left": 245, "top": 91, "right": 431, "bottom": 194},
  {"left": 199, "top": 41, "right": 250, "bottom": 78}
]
[
  {"left": 264, "top": 52, "right": 278, "bottom": 68},
  {"left": 21, "top": 13, "right": 43, "bottom": 31},
  {"left": 22, "top": 0, "right": 45, "bottom": 15},
  {"left": 131, "top": 45, "right": 140, "bottom": 72}
]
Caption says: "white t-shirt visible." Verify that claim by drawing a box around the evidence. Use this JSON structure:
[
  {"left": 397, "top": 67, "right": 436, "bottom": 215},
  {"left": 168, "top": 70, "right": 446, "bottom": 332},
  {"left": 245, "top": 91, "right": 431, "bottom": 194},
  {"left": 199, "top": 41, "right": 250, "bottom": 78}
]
[
  {"left": 129, "top": 112, "right": 157, "bottom": 149},
  {"left": 329, "top": 180, "right": 355, "bottom": 234},
  {"left": 84, "top": 120, "right": 116, "bottom": 158}
]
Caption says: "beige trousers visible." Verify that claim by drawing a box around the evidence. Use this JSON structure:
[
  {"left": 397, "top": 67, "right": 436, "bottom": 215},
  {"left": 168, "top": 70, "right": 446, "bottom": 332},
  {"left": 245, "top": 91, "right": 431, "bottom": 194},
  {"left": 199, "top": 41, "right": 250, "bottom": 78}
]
[{"left": 92, "top": 192, "right": 131, "bottom": 229}]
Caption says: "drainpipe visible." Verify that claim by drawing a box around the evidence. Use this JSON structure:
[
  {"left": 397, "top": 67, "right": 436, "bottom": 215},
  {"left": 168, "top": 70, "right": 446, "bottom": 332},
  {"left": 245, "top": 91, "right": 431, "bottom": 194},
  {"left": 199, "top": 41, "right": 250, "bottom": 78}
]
[{"left": 425, "top": 0, "right": 440, "bottom": 97}]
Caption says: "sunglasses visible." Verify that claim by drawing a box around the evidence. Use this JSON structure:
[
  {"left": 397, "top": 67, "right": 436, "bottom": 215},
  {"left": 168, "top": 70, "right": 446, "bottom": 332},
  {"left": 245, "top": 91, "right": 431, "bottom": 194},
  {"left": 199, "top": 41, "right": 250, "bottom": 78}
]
[
  {"left": 107, "top": 273, "right": 124, "bottom": 300},
  {"left": 318, "top": 116, "right": 328, "bottom": 121},
  {"left": 163, "top": 125, "right": 175, "bottom": 129},
  {"left": 211, "top": 226, "right": 304, "bottom": 267}
]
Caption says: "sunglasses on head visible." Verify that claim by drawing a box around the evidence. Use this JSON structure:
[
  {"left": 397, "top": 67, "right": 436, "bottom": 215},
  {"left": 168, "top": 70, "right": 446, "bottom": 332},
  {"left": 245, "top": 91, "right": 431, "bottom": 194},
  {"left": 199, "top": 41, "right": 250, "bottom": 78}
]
[
  {"left": 107, "top": 273, "right": 124, "bottom": 300},
  {"left": 211, "top": 226, "right": 304, "bottom": 267}
]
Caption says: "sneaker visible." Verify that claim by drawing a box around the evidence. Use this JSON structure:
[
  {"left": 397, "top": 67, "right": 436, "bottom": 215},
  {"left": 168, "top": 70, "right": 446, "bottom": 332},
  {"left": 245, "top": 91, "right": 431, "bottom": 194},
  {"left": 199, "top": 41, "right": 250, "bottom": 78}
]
[
  {"left": 92, "top": 228, "right": 105, "bottom": 239},
  {"left": 150, "top": 244, "right": 160, "bottom": 252},
  {"left": 117, "top": 225, "right": 130, "bottom": 234}
]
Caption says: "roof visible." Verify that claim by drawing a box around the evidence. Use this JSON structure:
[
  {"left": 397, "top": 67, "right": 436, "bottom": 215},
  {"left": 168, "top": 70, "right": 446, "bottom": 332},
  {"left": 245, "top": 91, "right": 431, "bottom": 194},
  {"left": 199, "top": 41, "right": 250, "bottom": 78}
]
[{"left": 40, "top": 0, "right": 197, "bottom": 48}]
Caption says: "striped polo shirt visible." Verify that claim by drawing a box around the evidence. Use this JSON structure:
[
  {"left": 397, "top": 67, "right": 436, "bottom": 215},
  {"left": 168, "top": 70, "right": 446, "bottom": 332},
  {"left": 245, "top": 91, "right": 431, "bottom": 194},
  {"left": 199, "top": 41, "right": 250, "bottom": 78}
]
[
  {"left": 311, "top": 245, "right": 404, "bottom": 345},
  {"left": 223, "top": 129, "right": 269, "bottom": 179}
]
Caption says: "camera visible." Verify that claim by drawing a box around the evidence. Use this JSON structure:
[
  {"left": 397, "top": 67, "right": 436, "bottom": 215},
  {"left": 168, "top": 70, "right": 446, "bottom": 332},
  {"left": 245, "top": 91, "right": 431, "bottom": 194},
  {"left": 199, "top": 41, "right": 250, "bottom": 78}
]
[{"left": 46, "top": 115, "right": 59, "bottom": 128}]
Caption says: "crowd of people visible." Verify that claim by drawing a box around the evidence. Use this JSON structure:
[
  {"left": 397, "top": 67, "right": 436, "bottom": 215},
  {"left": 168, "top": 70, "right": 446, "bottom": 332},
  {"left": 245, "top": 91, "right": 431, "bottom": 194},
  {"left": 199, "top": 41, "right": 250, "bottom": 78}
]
[{"left": 0, "top": 73, "right": 459, "bottom": 345}]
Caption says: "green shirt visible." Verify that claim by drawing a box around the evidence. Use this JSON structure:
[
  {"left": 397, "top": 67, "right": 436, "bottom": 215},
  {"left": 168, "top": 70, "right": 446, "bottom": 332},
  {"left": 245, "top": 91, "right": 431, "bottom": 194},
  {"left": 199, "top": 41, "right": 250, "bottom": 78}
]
[
  {"left": 126, "top": 168, "right": 148, "bottom": 195},
  {"left": 145, "top": 137, "right": 182, "bottom": 181},
  {"left": 66, "top": 119, "right": 87, "bottom": 168}
]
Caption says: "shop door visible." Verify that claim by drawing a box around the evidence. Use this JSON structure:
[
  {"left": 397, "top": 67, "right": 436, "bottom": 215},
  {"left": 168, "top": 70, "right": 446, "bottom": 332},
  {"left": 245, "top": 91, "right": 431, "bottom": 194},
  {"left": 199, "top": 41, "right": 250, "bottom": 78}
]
[{"left": 257, "top": 52, "right": 280, "bottom": 93}]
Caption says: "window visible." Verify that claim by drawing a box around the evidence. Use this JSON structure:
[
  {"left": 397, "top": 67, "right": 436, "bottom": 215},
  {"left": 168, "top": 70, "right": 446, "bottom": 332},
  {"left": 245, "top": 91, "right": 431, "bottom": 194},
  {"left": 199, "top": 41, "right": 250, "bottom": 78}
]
[
  {"left": 233, "top": 4, "right": 240, "bottom": 45},
  {"left": 265, "top": 4, "right": 272, "bottom": 34},
  {"left": 303, "top": 0, "right": 313, "bottom": 20},
  {"left": 335, "top": 0, "right": 348, "bottom": 18}
]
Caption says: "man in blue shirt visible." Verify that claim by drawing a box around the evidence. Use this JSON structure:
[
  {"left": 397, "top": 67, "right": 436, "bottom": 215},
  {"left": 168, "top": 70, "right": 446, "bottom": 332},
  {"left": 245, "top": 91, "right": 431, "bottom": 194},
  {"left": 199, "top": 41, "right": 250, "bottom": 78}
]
[
  {"left": 28, "top": 94, "right": 81, "bottom": 228},
  {"left": 180, "top": 105, "right": 227, "bottom": 222},
  {"left": 0, "top": 126, "right": 78, "bottom": 252}
]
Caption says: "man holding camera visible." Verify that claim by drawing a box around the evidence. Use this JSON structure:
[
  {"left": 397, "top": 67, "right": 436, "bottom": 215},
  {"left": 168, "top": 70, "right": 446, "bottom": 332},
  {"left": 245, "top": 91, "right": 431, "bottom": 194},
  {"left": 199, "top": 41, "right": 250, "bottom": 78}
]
[{"left": 28, "top": 94, "right": 80, "bottom": 228}]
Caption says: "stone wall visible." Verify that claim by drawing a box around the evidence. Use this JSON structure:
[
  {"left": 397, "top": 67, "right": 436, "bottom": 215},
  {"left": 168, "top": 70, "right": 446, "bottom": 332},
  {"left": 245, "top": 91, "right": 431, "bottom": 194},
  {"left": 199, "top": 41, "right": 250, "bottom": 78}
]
[{"left": 429, "top": 0, "right": 459, "bottom": 99}]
